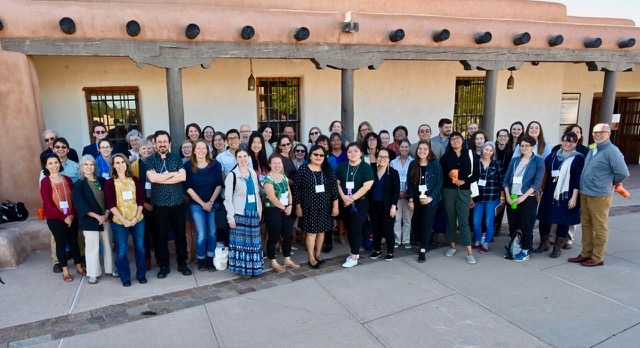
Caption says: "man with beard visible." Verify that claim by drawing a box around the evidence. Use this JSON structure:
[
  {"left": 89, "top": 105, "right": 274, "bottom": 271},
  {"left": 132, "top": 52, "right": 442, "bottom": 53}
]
[
  {"left": 432, "top": 118, "right": 452, "bottom": 149},
  {"left": 146, "top": 130, "right": 192, "bottom": 278}
]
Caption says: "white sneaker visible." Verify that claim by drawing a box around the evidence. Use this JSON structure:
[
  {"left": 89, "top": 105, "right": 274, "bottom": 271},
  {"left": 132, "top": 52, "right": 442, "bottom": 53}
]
[
  {"left": 404, "top": 244, "right": 412, "bottom": 249},
  {"left": 445, "top": 248, "right": 457, "bottom": 257},
  {"left": 345, "top": 254, "right": 360, "bottom": 262},
  {"left": 467, "top": 255, "right": 477, "bottom": 264},
  {"left": 342, "top": 257, "right": 358, "bottom": 268}
]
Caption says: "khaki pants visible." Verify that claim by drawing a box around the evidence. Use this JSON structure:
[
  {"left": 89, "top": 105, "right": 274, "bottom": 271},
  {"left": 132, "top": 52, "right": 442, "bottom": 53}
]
[{"left": 580, "top": 194, "right": 613, "bottom": 261}]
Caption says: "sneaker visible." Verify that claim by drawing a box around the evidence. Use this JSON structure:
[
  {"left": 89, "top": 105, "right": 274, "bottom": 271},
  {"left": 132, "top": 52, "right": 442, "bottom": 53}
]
[
  {"left": 345, "top": 254, "right": 360, "bottom": 262},
  {"left": 467, "top": 255, "right": 477, "bottom": 264},
  {"left": 370, "top": 251, "right": 382, "bottom": 259},
  {"left": 445, "top": 248, "right": 456, "bottom": 257},
  {"left": 53, "top": 264, "right": 63, "bottom": 274},
  {"left": 88, "top": 277, "right": 98, "bottom": 284},
  {"left": 418, "top": 251, "right": 426, "bottom": 263},
  {"left": 479, "top": 246, "right": 489, "bottom": 254},
  {"left": 384, "top": 254, "right": 394, "bottom": 261},
  {"left": 404, "top": 244, "right": 412, "bottom": 249},
  {"left": 342, "top": 257, "right": 358, "bottom": 268},
  {"left": 513, "top": 251, "right": 530, "bottom": 262},
  {"left": 394, "top": 243, "right": 400, "bottom": 248}
]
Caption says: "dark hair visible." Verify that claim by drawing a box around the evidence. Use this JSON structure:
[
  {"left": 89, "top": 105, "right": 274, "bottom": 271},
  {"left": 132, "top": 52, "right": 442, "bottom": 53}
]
[
  {"left": 185, "top": 123, "right": 202, "bottom": 139},
  {"left": 309, "top": 144, "right": 334, "bottom": 194},
  {"left": 282, "top": 124, "right": 295, "bottom": 133},
  {"left": 519, "top": 135, "right": 537, "bottom": 147},
  {"left": 293, "top": 143, "right": 309, "bottom": 160},
  {"left": 202, "top": 125, "right": 215, "bottom": 137},
  {"left": 276, "top": 134, "right": 294, "bottom": 161},
  {"left": 346, "top": 142, "right": 362, "bottom": 153},
  {"left": 563, "top": 124, "right": 583, "bottom": 144},
  {"left": 42, "top": 153, "right": 62, "bottom": 176},
  {"left": 92, "top": 122, "right": 107, "bottom": 133},
  {"left": 496, "top": 128, "right": 509, "bottom": 139},
  {"left": 315, "top": 134, "right": 330, "bottom": 149},
  {"left": 189, "top": 140, "right": 212, "bottom": 174},
  {"left": 470, "top": 130, "right": 487, "bottom": 153},
  {"left": 409, "top": 140, "right": 435, "bottom": 184},
  {"left": 235, "top": 148, "right": 249, "bottom": 159},
  {"left": 154, "top": 130, "right": 171, "bottom": 143},
  {"left": 329, "top": 132, "right": 345, "bottom": 151},
  {"left": 508, "top": 121, "right": 525, "bottom": 150},
  {"left": 97, "top": 139, "right": 113, "bottom": 151},
  {"left": 445, "top": 131, "right": 466, "bottom": 155},
  {"left": 328, "top": 120, "right": 342, "bottom": 133},
  {"left": 392, "top": 125, "right": 408, "bottom": 138},
  {"left": 226, "top": 128, "right": 240, "bottom": 139},
  {"left": 52, "top": 137, "right": 70, "bottom": 148},
  {"left": 363, "top": 132, "right": 381, "bottom": 156},
  {"left": 562, "top": 131, "right": 578, "bottom": 144},
  {"left": 248, "top": 132, "right": 270, "bottom": 173},
  {"left": 526, "top": 121, "right": 546, "bottom": 156},
  {"left": 110, "top": 154, "right": 132, "bottom": 179},
  {"left": 438, "top": 118, "right": 452, "bottom": 128}
]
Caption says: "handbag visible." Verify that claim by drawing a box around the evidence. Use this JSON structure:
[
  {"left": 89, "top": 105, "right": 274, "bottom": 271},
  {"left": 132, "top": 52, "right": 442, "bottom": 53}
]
[{"left": 468, "top": 150, "right": 480, "bottom": 198}]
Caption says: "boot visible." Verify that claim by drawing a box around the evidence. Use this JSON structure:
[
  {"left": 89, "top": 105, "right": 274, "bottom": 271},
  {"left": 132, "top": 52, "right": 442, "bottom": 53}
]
[
  {"left": 533, "top": 235, "right": 550, "bottom": 253},
  {"left": 550, "top": 237, "right": 566, "bottom": 258},
  {"left": 197, "top": 258, "right": 206, "bottom": 271},
  {"left": 206, "top": 257, "right": 216, "bottom": 272}
]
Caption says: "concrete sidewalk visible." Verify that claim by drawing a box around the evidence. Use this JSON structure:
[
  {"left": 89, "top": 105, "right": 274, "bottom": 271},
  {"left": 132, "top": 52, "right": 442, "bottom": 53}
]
[{"left": 2, "top": 187, "right": 639, "bottom": 347}]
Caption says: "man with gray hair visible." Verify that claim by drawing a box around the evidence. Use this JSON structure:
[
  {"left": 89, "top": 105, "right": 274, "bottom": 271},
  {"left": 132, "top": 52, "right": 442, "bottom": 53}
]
[
  {"left": 40, "top": 129, "right": 79, "bottom": 163},
  {"left": 569, "top": 123, "right": 629, "bottom": 267}
]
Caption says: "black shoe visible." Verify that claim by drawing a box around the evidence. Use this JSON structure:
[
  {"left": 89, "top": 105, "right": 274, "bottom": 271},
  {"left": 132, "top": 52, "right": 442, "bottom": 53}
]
[
  {"left": 157, "top": 266, "right": 170, "bottom": 279},
  {"left": 178, "top": 265, "right": 192, "bottom": 276},
  {"left": 307, "top": 261, "right": 321, "bottom": 269},
  {"left": 322, "top": 244, "right": 333, "bottom": 253},
  {"left": 418, "top": 251, "right": 426, "bottom": 263},
  {"left": 385, "top": 254, "right": 394, "bottom": 261},
  {"left": 206, "top": 257, "right": 216, "bottom": 272},
  {"left": 316, "top": 258, "right": 326, "bottom": 265},
  {"left": 138, "top": 278, "right": 147, "bottom": 284},
  {"left": 122, "top": 280, "right": 131, "bottom": 287},
  {"left": 370, "top": 251, "right": 382, "bottom": 259},
  {"left": 53, "top": 264, "right": 63, "bottom": 274},
  {"left": 198, "top": 259, "right": 206, "bottom": 271}
]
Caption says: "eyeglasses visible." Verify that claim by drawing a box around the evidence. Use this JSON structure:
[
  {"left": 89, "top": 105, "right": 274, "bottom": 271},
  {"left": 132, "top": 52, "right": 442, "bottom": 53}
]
[
  {"left": 378, "top": 156, "right": 389, "bottom": 159},
  {"left": 99, "top": 146, "right": 112, "bottom": 150},
  {"left": 44, "top": 137, "right": 55, "bottom": 142},
  {"left": 227, "top": 136, "right": 239, "bottom": 141},
  {"left": 419, "top": 129, "right": 431, "bottom": 133},
  {"left": 368, "top": 138, "right": 377, "bottom": 142},
  {"left": 310, "top": 131, "right": 319, "bottom": 136},
  {"left": 280, "top": 143, "right": 291, "bottom": 147},
  {"left": 295, "top": 149, "right": 306, "bottom": 153},
  {"left": 94, "top": 130, "right": 107, "bottom": 134},
  {"left": 497, "top": 134, "right": 509, "bottom": 138},
  {"left": 360, "top": 128, "right": 369, "bottom": 132},
  {"left": 54, "top": 145, "right": 68, "bottom": 149},
  {"left": 311, "top": 153, "right": 325, "bottom": 157},
  {"left": 593, "top": 131, "right": 610, "bottom": 135}
]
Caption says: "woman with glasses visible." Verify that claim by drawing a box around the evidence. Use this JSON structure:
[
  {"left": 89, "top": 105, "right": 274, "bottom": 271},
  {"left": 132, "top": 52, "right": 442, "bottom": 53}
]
[
  {"left": 125, "top": 130, "right": 142, "bottom": 163},
  {"left": 293, "top": 144, "right": 308, "bottom": 170},
  {"left": 293, "top": 145, "right": 339, "bottom": 268},
  {"left": 368, "top": 148, "right": 400, "bottom": 261},
  {"left": 328, "top": 132, "right": 347, "bottom": 172},
  {"left": 307, "top": 127, "right": 322, "bottom": 149},
  {"left": 503, "top": 135, "right": 545, "bottom": 262},
  {"left": 202, "top": 126, "right": 215, "bottom": 152},
  {"left": 363, "top": 132, "right": 381, "bottom": 167},
  {"left": 535, "top": 132, "right": 585, "bottom": 258},
  {"left": 494, "top": 129, "right": 512, "bottom": 236},
  {"left": 105, "top": 154, "right": 147, "bottom": 286},
  {"left": 40, "top": 154, "right": 86, "bottom": 282},
  {"left": 355, "top": 121, "right": 374, "bottom": 149},
  {"left": 72, "top": 155, "right": 116, "bottom": 284},
  {"left": 96, "top": 139, "right": 113, "bottom": 179},
  {"left": 275, "top": 134, "right": 296, "bottom": 179},
  {"left": 390, "top": 138, "right": 414, "bottom": 248}
]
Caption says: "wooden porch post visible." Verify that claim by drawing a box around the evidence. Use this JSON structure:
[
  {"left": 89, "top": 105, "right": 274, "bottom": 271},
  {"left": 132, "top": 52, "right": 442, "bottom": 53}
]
[
  {"left": 341, "top": 69, "right": 355, "bottom": 143},
  {"left": 483, "top": 70, "right": 498, "bottom": 137},
  {"left": 599, "top": 70, "right": 618, "bottom": 124},
  {"left": 166, "top": 67, "right": 185, "bottom": 154}
]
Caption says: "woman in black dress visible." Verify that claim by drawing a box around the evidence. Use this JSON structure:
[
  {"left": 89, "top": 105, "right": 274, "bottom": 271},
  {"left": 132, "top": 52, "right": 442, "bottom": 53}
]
[{"left": 293, "top": 145, "right": 339, "bottom": 268}]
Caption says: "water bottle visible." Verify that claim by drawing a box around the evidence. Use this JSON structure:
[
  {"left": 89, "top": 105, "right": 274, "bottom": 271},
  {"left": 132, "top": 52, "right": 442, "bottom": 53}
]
[{"left": 510, "top": 194, "right": 518, "bottom": 209}]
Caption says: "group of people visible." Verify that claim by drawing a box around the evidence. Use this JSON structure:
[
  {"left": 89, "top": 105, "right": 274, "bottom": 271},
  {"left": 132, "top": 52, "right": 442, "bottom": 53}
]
[{"left": 39, "top": 117, "right": 629, "bottom": 286}]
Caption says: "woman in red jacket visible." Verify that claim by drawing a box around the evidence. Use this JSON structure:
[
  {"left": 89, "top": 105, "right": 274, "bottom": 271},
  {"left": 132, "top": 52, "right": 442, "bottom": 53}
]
[{"left": 40, "top": 154, "right": 86, "bottom": 282}]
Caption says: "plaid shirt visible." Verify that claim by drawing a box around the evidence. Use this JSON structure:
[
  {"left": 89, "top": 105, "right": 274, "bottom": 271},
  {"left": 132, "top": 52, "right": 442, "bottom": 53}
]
[{"left": 476, "top": 159, "right": 503, "bottom": 202}]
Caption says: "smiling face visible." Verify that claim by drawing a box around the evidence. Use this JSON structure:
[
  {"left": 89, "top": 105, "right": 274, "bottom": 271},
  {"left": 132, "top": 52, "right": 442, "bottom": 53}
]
[
  {"left": 270, "top": 156, "right": 284, "bottom": 173},
  {"left": 440, "top": 123, "right": 452, "bottom": 137},
  {"left": 393, "top": 128, "right": 406, "bottom": 142},
  {"left": 571, "top": 126, "right": 582, "bottom": 141},
  {"left": 347, "top": 145, "right": 362, "bottom": 163},
  {"left": 129, "top": 136, "right": 140, "bottom": 150},
  {"left": 417, "top": 143, "right": 430, "bottom": 160},
  {"left": 45, "top": 157, "right": 61, "bottom": 175},
  {"left": 561, "top": 136, "right": 577, "bottom": 153},
  {"left": 261, "top": 127, "right": 272, "bottom": 142},
  {"left": 226, "top": 133, "right": 240, "bottom": 151},
  {"left": 235, "top": 150, "right": 249, "bottom": 167},
  {"left": 519, "top": 141, "right": 533, "bottom": 157},
  {"left": 240, "top": 125, "right": 252, "bottom": 143},
  {"left": 139, "top": 144, "right": 154, "bottom": 159},
  {"left": 98, "top": 140, "right": 112, "bottom": 158},
  {"left": 283, "top": 126, "right": 295, "bottom": 141},
  {"left": 81, "top": 161, "right": 96, "bottom": 178},
  {"left": 309, "top": 149, "right": 325, "bottom": 166},
  {"left": 213, "top": 134, "right": 226, "bottom": 151},
  {"left": 112, "top": 156, "right": 128, "bottom": 177},
  {"left": 294, "top": 145, "right": 307, "bottom": 159},
  {"left": 511, "top": 124, "right": 523, "bottom": 138},
  {"left": 467, "top": 123, "right": 478, "bottom": 136},
  {"left": 379, "top": 133, "right": 390, "bottom": 147},
  {"left": 527, "top": 122, "right": 541, "bottom": 138},
  {"left": 592, "top": 124, "right": 611, "bottom": 144},
  {"left": 187, "top": 126, "right": 200, "bottom": 141},
  {"left": 155, "top": 134, "right": 171, "bottom": 155},
  {"left": 474, "top": 133, "right": 485, "bottom": 148},
  {"left": 496, "top": 130, "right": 509, "bottom": 145},
  {"left": 330, "top": 135, "right": 342, "bottom": 150},
  {"left": 309, "top": 128, "right": 320, "bottom": 143},
  {"left": 359, "top": 124, "right": 370, "bottom": 138},
  {"left": 194, "top": 141, "right": 208, "bottom": 160},
  {"left": 450, "top": 135, "right": 463, "bottom": 150},
  {"left": 250, "top": 136, "right": 262, "bottom": 154},
  {"left": 418, "top": 125, "right": 431, "bottom": 140},
  {"left": 93, "top": 125, "right": 108, "bottom": 141},
  {"left": 278, "top": 138, "right": 291, "bottom": 155},
  {"left": 53, "top": 141, "right": 69, "bottom": 159},
  {"left": 482, "top": 144, "right": 494, "bottom": 160},
  {"left": 399, "top": 142, "right": 410, "bottom": 157},
  {"left": 377, "top": 150, "right": 390, "bottom": 167},
  {"left": 331, "top": 122, "right": 343, "bottom": 134},
  {"left": 44, "top": 131, "right": 56, "bottom": 149},
  {"left": 181, "top": 142, "right": 193, "bottom": 158},
  {"left": 203, "top": 128, "right": 214, "bottom": 142}
]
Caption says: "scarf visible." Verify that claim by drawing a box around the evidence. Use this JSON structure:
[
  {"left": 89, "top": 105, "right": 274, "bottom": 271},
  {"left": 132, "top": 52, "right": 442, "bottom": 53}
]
[{"left": 553, "top": 150, "right": 579, "bottom": 201}]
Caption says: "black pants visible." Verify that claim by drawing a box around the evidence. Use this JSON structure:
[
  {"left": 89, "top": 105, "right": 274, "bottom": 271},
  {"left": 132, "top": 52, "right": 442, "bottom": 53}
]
[
  {"left": 494, "top": 204, "right": 506, "bottom": 236},
  {"left": 414, "top": 201, "right": 438, "bottom": 249},
  {"left": 47, "top": 218, "right": 82, "bottom": 267},
  {"left": 265, "top": 207, "right": 293, "bottom": 259},
  {"left": 506, "top": 196, "right": 538, "bottom": 250},
  {"left": 539, "top": 221, "right": 569, "bottom": 239},
  {"left": 370, "top": 201, "right": 395, "bottom": 254},
  {"left": 142, "top": 207, "right": 156, "bottom": 261},
  {"left": 154, "top": 203, "right": 187, "bottom": 268},
  {"left": 341, "top": 199, "right": 369, "bottom": 255}
]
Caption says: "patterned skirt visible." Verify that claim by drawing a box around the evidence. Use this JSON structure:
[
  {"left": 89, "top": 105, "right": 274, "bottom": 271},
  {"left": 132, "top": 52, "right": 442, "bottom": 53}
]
[{"left": 228, "top": 209, "right": 264, "bottom": 276}]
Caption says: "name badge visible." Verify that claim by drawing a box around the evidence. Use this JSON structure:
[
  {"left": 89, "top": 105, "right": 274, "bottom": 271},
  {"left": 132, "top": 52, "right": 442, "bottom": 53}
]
[
  {"left": 551, "top": 170, "right": 560, "bottom": 177},
  {"left": 478, "top": 179, "right": 487, "bottom": 187},
  {"left": 513, "top": 176, "right": 523, "bottom": 184},
  {"left": 419, "top": 184, "right": 427, "bottom": 193},
  {"left": 346, "top": 181, "right": 355, "bottom": 190},
  {"left": 102, "top": 173, "right": 110, "bottom": 179},
  {"left": 279, "top": 194, "right": 289, "bottom": 206},
  {"left": 59, "top": 201, "right": 69, "bottom": 209},
  {"left": 247, "top": 194, "right": 256, "bottom": 203},
  {"left": 315, "top": 185, "right": 325, "bottom": 193},
  {"left": 122, "top": 190, "right": 134, "bottom": 200},
  {"left": 145, "top": 182, "right": 152, "bottom": 190}
]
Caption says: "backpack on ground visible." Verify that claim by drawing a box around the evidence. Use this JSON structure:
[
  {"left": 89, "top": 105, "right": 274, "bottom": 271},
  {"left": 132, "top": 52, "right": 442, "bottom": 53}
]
[
  {"left": 0, "top": 200, "right": 29, "bottom": 223},
  {"left": 504, "top": 231, "right": 522, "bottom": 259}
]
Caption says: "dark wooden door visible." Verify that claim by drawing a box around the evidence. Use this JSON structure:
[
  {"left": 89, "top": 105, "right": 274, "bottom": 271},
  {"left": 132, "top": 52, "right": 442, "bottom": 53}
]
[{"left": 591, "top": 97, "right": 640, "bottom": 164}]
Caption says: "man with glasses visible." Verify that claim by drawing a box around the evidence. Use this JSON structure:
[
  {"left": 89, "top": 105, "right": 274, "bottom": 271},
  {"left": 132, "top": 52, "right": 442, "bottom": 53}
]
[
  {"left": 82, "top": 122, "right": 120, "bottom": 158},
  {"left": 217, "top": 129, "right": 253, "bottom": 175},
  {"left": 387, "top": 125, "right": 408, "bottom": 156},
  {"left": 410, "top": 124, "right": 445, "bottom": 160},
  {"left": 40, "top": 130, "right": 79, "bottom": 164},
  {"left": 239, "top": 124, "right": 252, "bottom": 151},
  {"left": 432, "top": 118, "right": 453, "bottom": 149},
  {"left": 569, "top": 123, "right": 629, "bottom": 267}
]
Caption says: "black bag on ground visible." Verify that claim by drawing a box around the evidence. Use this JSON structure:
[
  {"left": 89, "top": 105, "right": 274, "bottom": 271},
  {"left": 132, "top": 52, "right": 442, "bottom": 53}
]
[
  {"left": 1, "top": 200, "right": 29, "bottom": 222},
  {"left": 504, "top": 230, "right": 522, "bottom": 259}
]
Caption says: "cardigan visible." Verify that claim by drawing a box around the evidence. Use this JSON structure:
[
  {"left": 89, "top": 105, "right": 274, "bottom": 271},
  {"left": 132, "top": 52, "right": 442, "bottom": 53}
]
[
  {"left": 503, "top": 155, "right": 545, "bottom": 195},
  {"left": 223, "top": 166, "right": 262, "bottom": 223},
  {"left": 40, "top": 175, "right": 76, "bottom": 221},
  {"left": 370, "top": 166, "right": 401, "bottom": 211},
  {"left": 71, "top": 177, "right": 107, "bottom": 231}
]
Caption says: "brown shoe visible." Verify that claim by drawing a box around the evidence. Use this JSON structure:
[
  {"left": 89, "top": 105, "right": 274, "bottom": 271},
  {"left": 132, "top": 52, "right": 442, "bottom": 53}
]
[
  {"left": 568, "top": 254, "right": 590, "bottom": 263},
  {"left": 581, "top": 258, "right": 604, "bottom": 267},
  {"left": 562, "top": 242, "right": 573, "bottom": 250}
]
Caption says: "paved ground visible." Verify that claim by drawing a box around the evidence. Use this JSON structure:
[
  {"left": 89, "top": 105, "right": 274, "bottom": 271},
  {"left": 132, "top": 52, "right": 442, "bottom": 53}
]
[{"left": 1, "top": 166, "right": 639, "bottom": 348}]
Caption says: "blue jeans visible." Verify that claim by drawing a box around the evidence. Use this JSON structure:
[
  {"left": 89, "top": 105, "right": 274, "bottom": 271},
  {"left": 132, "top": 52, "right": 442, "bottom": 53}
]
[
  {"left": 473, "top": 199, "right": 500, "bottom": 245},
  {"left": 111, "top": 220, "right": 147, "bottom": 282},
  {"left": 190, "top": 204, "right": 217, "bottom": 259}
]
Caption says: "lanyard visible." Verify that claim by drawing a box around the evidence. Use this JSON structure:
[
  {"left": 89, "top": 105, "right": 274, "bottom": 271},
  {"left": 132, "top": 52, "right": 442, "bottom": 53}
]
[
  {"left": 312, "top": 169, "right": 324, "bottom": 187},
  {"left": 51, "top": 177, "right": 69, "bottom": 214},
  {"left": 346, "top": 162, "right": 360, "bottom": 183}
]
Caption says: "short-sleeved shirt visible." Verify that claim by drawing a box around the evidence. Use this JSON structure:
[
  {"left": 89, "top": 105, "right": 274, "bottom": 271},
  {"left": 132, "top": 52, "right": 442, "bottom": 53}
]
[
  {"left": 336, "top": 161, "right": 374, "bottom": 197},
  {"left": 146, "top": 152, "right": 184, "bottom": 207},
  {"left": 263, "top": 174, "right": 289, "bottom": 208}
]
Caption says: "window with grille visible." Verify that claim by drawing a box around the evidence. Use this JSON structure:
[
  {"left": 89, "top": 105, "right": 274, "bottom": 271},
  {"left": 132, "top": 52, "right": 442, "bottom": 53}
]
[
  {"left": 83, "top": 87, "right": 141, "bottom": 151},
  {"left": 256, "top": 78, "right": 300, "bottom": 141},
  {"left": 453, "top": 77, "right": 485, "bottom": 135}
]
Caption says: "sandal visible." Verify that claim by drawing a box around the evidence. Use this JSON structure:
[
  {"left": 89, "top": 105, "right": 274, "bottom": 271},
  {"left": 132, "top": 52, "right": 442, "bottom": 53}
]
[
  {"left": 283, "top": 261, "right": 300, "bottom": 269},
  {"left": 63, "top": 273, "right": 73, "bottom": 282},
  {"left": 76, "top": 267, "right": 87, "bottom": 276}
]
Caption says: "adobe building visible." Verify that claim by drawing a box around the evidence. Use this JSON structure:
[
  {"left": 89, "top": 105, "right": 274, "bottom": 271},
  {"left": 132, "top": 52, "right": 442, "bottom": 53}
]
[{"left": 1, "top": 0, "right": 639, "bottom": 212}]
